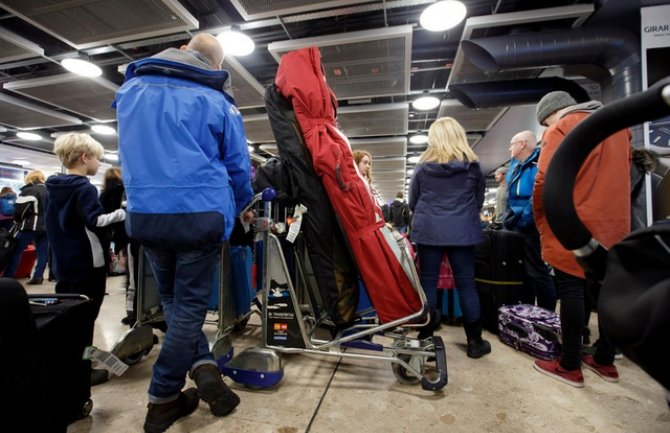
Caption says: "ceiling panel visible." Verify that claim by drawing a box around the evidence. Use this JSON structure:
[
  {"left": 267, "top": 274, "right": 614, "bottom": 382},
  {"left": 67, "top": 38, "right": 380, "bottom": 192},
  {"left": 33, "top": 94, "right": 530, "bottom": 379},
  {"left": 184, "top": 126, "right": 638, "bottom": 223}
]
[
  {"left": 0, "top": 27, "right": 44, "bottom": 64},
  {"left": 244, "top": 114, "right": 275, "bottom": 143},
  {"left": 229, "top": 0, "right": 373, "bottom": 20},
  {"left": 350, "top": 137, "right": 406, "bottom": 158},
  {"left": 339, "top": 103, "right": 408, "bottom": 137},
  {"left": 5, "top": 74, "right": 119, "bottom": 122},
  {"left": 370, "top": 157, "right": 405, "bottom": 173},
  {"left": 0, "top": 0, "right": 198, "bottom": 49},
  {"left": 224, "top": 57, "right": 266, "bottom": 109},
  {"left": 269, "top": 26, "right": 412, "bottom": 100},
  {"left": 437, "top": 100, "right": 507, "bottom": 132},
  {"left": 0, "top": 93, "right": 82, "bottom": 130}
]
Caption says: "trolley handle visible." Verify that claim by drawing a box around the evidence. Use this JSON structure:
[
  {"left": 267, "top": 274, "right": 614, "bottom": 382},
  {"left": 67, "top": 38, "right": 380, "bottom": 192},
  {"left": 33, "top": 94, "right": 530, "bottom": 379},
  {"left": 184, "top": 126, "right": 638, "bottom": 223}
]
[
  {"left": 239, "top": 187, "right": 277, "bottom": 232},
  {"left": 543, "top": 76, "right": 670, "bottom": 280}
]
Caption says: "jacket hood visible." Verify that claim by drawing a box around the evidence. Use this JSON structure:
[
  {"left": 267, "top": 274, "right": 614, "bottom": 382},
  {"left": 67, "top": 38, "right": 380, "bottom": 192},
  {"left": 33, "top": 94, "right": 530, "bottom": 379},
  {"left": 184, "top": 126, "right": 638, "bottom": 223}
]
[
  {"left": 557, "top": 100, "right": 603, "bottom": 119},
  {"left": 124, "top": 48, "right": 235, "bottom": 104},
  {"left": 46, "top": 174, "right": 90, "bottom": 206},
  {"left": 421, "top": 160, "right": 478, "bottom": 177}
]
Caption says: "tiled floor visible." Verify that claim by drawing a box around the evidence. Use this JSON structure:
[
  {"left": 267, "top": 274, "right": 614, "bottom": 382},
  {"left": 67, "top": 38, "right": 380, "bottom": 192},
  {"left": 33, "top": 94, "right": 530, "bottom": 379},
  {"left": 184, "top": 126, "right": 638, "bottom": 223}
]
[{"left": 20, "top": 275, "right": 670, "bottom": 433}]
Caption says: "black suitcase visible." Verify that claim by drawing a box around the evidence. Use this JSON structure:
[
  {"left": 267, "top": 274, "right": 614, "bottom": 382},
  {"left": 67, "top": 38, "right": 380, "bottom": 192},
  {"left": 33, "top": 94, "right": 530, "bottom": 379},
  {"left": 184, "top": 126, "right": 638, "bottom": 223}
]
[
  {"left": 1, "top": 279, "right": 93, "bottom": 432},
  {"left": 30, "top": 292, "right": 94, "bottom": 429},
  {"left": 475, "top": 229, "right": 532, "bottom": 334}
]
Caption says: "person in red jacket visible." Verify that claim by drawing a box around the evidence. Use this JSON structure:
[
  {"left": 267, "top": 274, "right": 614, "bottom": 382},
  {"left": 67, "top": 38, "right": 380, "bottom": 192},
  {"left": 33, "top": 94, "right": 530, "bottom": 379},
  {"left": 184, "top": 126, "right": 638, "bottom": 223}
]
[{"left": 532, "top": 91, "right": 631, "bottom": 388}]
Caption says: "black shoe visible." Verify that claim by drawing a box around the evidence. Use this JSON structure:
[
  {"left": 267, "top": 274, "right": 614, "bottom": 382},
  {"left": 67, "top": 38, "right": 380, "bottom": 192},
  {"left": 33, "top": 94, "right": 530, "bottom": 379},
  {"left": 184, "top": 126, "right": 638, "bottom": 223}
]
[
  {"left": 91, "top": 368, "right": 109, "bottom": 386},
  {"left": 466, "top": 339, "right": 492, "bottom": 359},
  {"left": 26, "top": 277, "right": 44, "bottom": 285},
  {"left": 191, "top": 364, "right": 240, "bottom": 417},
  {"left": 121, "top": 314, "right": 136, "bottom": 326},
  {"left": 144, "top": 388, "right": 199, "bottom": 433}
]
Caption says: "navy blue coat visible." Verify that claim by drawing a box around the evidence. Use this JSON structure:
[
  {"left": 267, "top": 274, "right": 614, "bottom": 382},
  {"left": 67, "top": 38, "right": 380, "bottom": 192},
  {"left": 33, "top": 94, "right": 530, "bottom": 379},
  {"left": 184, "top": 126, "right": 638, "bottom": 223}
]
[{"left": 408, "top": 161, "right": 485, "bottom": 246}]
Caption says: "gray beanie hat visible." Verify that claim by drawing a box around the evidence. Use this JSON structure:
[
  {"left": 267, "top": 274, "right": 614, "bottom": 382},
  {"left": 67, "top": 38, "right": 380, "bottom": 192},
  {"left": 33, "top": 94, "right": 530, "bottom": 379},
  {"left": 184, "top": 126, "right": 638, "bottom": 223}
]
[{"left": 536, "top": 91, "right": 577, "bottom": 125}]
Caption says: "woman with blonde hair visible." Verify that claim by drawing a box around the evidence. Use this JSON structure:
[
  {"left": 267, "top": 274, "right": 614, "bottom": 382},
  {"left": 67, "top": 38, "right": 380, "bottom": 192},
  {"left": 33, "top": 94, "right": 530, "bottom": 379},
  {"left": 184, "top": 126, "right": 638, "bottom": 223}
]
[
  {"left": 352, "top": 149, "right": 388, "bottom": 219},
  {"left": 408, "top": 117, "right": 490, "bottom": 358},
  {"left": 3, "top": 170, "right": 49, "bottom": 284}
]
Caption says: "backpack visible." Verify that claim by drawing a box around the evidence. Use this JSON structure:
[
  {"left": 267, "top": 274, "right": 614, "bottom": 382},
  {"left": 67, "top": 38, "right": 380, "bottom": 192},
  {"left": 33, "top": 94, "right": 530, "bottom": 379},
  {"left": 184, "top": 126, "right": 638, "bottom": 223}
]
[{"left": 0, "top": 195, "right": 15, "bottom": 216}]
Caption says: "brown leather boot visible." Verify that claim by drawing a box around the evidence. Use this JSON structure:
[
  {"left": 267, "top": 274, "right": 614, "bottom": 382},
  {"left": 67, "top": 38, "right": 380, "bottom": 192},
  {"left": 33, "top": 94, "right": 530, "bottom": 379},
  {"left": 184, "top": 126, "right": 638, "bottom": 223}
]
[
  {"left": 143, "top": 388, "right": 198, "bottom": 433},
  {"left": 191, "top": 364, "right": 240, "bottom": 417}
]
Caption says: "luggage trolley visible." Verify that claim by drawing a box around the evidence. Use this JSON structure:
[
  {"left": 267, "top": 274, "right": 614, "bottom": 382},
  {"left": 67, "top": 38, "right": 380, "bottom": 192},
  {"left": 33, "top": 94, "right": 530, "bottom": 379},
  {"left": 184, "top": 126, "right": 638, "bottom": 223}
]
[{"left": 221, "top": 188, "right": 448, "bottom": 391}]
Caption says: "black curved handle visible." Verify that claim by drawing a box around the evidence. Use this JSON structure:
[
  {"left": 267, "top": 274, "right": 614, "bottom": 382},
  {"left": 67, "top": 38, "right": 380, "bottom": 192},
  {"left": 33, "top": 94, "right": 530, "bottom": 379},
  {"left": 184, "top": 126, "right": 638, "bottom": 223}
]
[{"left": 543, "top": 76, "right": 670, "bottom": 277}]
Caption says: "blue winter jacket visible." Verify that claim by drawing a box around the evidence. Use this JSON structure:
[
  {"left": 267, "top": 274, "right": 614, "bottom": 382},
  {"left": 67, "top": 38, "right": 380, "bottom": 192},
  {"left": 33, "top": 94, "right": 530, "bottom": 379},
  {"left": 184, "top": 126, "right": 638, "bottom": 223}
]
[
  {"left": 504, "top": 147, "right": 540, "bottom": 231},
  {"left": 114, "top": 48, "right": 253, "bottom": 249},
  {"left": 408, "top": 161, "right": 485, "bottom": 246}
]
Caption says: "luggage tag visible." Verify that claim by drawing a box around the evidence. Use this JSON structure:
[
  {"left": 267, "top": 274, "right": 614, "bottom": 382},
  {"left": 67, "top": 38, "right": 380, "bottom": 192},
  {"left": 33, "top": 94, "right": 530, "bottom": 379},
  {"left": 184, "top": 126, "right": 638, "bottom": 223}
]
[
  {"left": 286, "top": 204, "right": 307, "bottom": 244},
  {"left": 83, "top": 346, "right": 129, "bottom": 377}
]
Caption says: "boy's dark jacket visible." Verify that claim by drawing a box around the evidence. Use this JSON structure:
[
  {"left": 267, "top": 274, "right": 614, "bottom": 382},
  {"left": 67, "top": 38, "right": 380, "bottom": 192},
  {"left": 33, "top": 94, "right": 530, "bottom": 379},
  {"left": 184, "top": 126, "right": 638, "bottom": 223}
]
[{"left": 45, "top": 174, "right": 125, "bottom": 280}]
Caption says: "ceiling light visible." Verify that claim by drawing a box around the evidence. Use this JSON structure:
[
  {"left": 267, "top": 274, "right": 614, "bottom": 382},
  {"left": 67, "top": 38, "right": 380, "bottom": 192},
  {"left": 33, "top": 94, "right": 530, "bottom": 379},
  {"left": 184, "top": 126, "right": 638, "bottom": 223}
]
[
  {"left": 12, "top": 159, "right": 30, "bottom": 166},
  {"left": 406, "top": 169, "right": 414, "bottom": 176},
  {"left": 61, "top": 58, "right": 103, "bottom": 77},
  {"left": 420, "top": 1, "right": 467, "bottom": 32},
  {"left": 409, "top": 134, "right": 429, "bottom": 145},
  {"left": 412, "top": 93, "right": 440, "bottom": 111},
  {"left": 17, "top": 131, "right": 41, "bottom": 141},
  {"left": 217, "top": 29, "right": 255, "bottom": 57},
  {"left": 248, "top": 145, "right": 254, "bottom": 153},
  {"left": 91, "top": 124, "right": 116, "bottom": 135},
  {"left": 408, "top": 155, "right": 421, "bottom": 164},
  {"left": 104, "top": 152, "right": 119, "bottom": 162}
]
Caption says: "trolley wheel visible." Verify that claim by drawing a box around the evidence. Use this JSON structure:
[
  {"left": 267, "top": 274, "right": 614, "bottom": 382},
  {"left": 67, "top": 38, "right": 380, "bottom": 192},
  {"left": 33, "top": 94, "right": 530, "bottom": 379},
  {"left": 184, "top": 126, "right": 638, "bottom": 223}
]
[
  {"left": 122, "top": 345, "right": 153, "bottom": 366},
  {"left": 77, "top": 398, "right": 93, "bottom": 419},
  {"left": 233, "top": 316, "right": 249, "bottom": 332},
  {"left": 392, "top": 354, "right": 421, "bottom": 385}
]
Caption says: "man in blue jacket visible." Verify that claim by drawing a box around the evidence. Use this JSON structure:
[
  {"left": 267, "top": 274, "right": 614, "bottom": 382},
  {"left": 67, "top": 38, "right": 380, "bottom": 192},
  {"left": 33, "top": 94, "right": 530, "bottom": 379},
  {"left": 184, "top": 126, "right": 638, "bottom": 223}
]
[
  {"left": 503, "top": 130, "right": 556, "bottom": 311},
  {"left": 115, "top": 33, "right": 253, "bottom": 433}
]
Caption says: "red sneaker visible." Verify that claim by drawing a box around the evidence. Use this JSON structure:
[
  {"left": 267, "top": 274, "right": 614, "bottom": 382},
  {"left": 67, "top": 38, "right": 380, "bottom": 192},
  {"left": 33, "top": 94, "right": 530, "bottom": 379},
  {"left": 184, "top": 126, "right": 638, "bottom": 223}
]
[
  {"left": 534, "top": 359, "right": 585, "bottom": 388},
  {"left": 581, "top": 355, "right": 620, "bottom": 383}
]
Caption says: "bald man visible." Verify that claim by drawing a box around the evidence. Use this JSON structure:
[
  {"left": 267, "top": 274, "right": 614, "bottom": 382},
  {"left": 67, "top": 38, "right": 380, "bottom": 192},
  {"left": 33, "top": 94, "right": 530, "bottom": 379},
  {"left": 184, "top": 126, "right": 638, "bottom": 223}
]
[
  {"left": 115, "top": 33, "right": 251, "bottom": 432},
  {"left": 503, "top": 130, "right": 556, "bottom": 312}
]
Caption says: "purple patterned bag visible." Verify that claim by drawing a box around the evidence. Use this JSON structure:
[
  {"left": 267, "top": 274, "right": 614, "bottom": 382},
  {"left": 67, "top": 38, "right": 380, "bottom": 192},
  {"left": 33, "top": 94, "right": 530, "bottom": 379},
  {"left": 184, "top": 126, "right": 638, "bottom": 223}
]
[{"left": 498, "top": 304, "right": 561, "bottom": 360}]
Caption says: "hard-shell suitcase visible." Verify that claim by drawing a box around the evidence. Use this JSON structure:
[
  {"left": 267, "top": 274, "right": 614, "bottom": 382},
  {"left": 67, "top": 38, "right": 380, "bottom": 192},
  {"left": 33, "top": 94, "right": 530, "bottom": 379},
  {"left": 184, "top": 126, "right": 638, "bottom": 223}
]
[
  {"left": 15, "top": 243, "right": 36, "bottom": 278},
  {"left": 475, "top": 229, "right": 532, "bottom": 333},
  {"left": 498, "top": 303, "right": 561, "bottom": 360}
]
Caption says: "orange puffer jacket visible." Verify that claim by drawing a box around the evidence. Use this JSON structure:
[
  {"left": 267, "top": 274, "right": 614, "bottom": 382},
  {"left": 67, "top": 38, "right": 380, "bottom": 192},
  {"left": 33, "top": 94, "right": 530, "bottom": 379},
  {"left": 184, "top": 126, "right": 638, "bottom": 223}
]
[{"left": 533, "top": 109, "right": 631, "bottom": 278}]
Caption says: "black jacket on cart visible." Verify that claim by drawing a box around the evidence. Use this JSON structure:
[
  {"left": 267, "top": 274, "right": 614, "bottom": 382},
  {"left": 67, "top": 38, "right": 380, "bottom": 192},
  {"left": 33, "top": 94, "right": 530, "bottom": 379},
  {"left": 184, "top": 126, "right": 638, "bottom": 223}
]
[{"left": 261, "top": 84, "right": 359, "bottom": 327}]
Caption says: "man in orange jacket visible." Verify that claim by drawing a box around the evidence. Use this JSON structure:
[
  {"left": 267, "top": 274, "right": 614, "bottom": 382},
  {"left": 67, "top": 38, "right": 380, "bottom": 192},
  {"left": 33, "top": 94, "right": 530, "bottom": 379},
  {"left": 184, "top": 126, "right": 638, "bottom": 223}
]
[{"left": 532, "top": 91, "right": 631, "bottom": 388}]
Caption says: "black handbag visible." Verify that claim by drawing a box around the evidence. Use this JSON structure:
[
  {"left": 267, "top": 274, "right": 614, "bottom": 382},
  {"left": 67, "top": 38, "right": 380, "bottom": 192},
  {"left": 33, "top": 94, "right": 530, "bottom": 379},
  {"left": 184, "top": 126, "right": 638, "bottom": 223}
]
[{"left": 0, "top": 223, "right": 19, "bottom": 272}]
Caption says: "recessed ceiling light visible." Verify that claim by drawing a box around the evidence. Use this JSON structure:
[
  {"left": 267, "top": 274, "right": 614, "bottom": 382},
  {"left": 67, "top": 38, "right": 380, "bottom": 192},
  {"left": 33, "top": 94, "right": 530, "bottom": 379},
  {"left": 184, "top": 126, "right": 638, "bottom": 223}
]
[
  {"left": 17, "top": 131, "right": 41, "bottom": 141},
  {"left": 407, "top": 169, "right": 414, "bottom": 176},
  {"left": 12, "top": 159, "right": 30, "bottom": 166},
  {"left": 217, "top": 30, "right": 255, "bottom": 57},
  {"left": 409, "top": 134, "right": 429, "bottom": 145},
  {"left": 104, "top": 152, "right": 119, "bottom": 162},
  {"left": 420, "top": 1, "right": 467, "bottom": 32},
  {"left": 247, "top": 145, "right": 254, "bottom": 153},
  {"left": 412, "top": 94, "right": 440, "bottom": 111},
  {"left": 91, "top": 124, "right": 116, "bottom": 135},
  {"left": 408, "top": 155, "right": 421, "bottom": 164},
  {"left": 62, "top": 58, "right": 102, "bottom": 77}
]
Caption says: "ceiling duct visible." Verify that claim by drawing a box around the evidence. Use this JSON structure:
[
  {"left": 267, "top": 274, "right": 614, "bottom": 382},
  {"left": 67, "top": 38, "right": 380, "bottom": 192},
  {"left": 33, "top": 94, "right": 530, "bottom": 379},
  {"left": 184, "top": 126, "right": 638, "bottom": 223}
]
[
  {"left": 4, "top": 74, "right": 119, "bottom": 122},
  {"left": 461, "top": 28, "right": 638, "bottom": 79},
  {"left": 269, "top": 26, "right": 412, "bottom": 100},
  {"left": 0, "top": 0, "right": 198, "bottom": 49},
  {"left": 450, "top": 77, "right": 591, "bottom": 110}
]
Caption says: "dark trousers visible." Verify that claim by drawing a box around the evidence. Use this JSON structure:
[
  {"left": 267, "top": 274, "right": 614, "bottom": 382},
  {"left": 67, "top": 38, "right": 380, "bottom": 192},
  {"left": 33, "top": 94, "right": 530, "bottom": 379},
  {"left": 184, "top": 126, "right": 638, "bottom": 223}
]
[
  {"left": 519, "top": 226, "right": 557, "bottom": 311},
  {"left": 554, "top": 269, "right": 615, "bottom": 370},
  {"left": 417, "top": 244, "right": 480, "bottom": 325},
  {"left": 55, "top": 267, "right": 107, "bottom": 325}
]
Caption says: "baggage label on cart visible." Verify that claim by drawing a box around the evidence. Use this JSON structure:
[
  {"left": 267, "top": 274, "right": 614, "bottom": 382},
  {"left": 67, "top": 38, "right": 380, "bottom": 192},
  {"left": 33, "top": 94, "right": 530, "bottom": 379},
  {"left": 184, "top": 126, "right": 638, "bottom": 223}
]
[
  {"left": 286, "top": 204, "right": 307, "bottom": 244},
  {"left": 83, "top": 346, "right": 129, "bottom": 376}
]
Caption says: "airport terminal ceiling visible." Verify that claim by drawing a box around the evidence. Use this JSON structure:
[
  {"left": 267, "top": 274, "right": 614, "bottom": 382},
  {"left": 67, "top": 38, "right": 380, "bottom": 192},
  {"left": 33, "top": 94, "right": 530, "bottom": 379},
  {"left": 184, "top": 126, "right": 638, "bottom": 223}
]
[{"left": 0, "top": 0, "right": 665, "bottom": 200}]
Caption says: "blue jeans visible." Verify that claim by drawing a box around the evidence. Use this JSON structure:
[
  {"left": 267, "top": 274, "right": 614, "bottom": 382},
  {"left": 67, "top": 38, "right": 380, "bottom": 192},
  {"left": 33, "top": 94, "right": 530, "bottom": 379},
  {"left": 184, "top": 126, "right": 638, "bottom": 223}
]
[
  {"left": 417, "top": 244, "right": 481, "bottom": 324},
  {"left": 144, "top": 243, "right": 221, "bottom": 403},
  {"left": 4, "top": 230, "right": 48, "bottom": 279}
]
